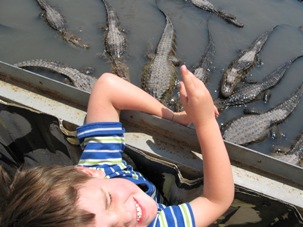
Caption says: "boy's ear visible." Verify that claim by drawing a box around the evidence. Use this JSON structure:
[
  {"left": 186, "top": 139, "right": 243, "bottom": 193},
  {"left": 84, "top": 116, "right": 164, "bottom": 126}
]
[{"left": 75, "top": 166, "right": 106, "bottom": 178}]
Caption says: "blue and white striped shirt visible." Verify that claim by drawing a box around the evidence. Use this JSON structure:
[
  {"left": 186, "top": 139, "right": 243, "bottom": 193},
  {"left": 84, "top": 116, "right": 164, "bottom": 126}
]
[{"left": 77, "top": 122, "right": 195, "bottom": 227}]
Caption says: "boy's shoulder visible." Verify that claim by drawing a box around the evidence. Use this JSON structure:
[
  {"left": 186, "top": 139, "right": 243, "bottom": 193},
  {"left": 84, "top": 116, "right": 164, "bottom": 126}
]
[
  {"left": 77, "top": 121, "right": 124, "bottom": 138},
  {"left": 150, "top": 202, "right": 195, "bottom": 227}
]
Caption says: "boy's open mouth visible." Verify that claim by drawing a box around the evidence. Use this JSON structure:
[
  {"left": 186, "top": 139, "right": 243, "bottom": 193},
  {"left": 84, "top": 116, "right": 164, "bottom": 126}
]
[{"left": 135, "top": 201, "right": 142, "bottom": 222}]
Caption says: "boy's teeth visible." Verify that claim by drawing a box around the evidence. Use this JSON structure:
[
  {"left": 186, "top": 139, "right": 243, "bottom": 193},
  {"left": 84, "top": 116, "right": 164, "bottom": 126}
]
[{"left": 135, "top": 202, "right": 142, "bottom": 222}]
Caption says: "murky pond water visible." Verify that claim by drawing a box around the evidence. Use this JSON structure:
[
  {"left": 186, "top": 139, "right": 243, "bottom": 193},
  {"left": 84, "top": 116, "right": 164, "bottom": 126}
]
[{"left": 1, "top": 0, "right": 303, "bottom": 160}]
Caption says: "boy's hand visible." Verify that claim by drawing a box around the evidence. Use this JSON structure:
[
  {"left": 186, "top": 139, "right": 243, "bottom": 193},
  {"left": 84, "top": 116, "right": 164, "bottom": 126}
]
[
  {"left": 179, "top": 65, "right": 218, "bottom": 127},
  {"left": 172, "top": 111, "right": 191, "bottom": 126}
]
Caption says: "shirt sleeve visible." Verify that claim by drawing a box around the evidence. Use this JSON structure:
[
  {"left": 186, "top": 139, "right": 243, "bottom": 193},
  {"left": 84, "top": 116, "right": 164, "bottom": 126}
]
[
  {"left": 150, "top": 203, "right": 196, "bottom": 227},
  {"left": 76, "top": 122, "right": 148, "bottom": 181},
  {"left": 76, "top": 122, "right": 126, "bottom": 175}
]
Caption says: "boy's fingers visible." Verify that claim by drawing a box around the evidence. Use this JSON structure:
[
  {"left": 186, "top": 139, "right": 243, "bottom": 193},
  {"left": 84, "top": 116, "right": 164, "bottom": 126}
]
[
  {"left": 214, "top": 105, "right": 219, "bottom": 118},
  {"left": 181, "top": 65, "right": 206, "bottom": 96},
  {"left": 180, "top": 65, "right": 196, "bottom": 93}
]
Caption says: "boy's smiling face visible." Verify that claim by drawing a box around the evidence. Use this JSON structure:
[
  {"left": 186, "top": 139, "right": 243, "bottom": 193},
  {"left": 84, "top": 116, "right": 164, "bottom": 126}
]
[{"left": 76, "top": 170, "right": 158, "bottom": 227}]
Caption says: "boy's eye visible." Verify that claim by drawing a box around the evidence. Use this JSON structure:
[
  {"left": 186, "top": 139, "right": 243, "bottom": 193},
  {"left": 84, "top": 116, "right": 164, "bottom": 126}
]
[
  {"left": 103, "top": 189, "right": 112, "bottom": 209},
  {"left": 108, "top": 193, "right": 112, "bottom": 207}
]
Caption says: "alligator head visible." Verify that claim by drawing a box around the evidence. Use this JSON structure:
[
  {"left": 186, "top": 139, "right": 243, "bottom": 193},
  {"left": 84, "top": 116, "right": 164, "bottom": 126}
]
[{"left": 221, "top": 68, "right": 241, "bottom": 97}]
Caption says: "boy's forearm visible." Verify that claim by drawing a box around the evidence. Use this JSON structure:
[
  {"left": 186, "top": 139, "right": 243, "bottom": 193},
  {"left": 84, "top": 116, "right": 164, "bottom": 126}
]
[
  {"left": 196, "top": 120, "right": 234, "bottom": 207},
  {"left": 86, "top": 73, "right": 174, "bottom": 123},
  {"left": 109, "top": 82, "right": 174, "bottom": 121}
]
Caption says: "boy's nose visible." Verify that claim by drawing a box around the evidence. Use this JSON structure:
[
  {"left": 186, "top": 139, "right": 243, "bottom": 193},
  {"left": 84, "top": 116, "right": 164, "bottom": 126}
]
[
  {"left": 114, "top": 199, "right": 136, "bottom": 226},
  {"left": 111, "top": 209, "right": 134, "bottom": 227}
]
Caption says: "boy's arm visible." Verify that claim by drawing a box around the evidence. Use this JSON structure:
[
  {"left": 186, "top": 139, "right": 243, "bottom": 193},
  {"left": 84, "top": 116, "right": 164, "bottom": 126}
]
[
  {"left": 86, "top": 73, "right": 190, "bottom": 125},
  {"left": 85, "top": 69, "right": 232, "bottom": 226},
  {"left": 179, "top": 66, "right": 234, "bottom": 227}
]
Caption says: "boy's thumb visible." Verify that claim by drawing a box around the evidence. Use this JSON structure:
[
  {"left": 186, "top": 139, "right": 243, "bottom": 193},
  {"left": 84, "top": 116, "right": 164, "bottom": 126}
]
[{"left": 179, "top": 81, "right": 188, "bottom": 106}]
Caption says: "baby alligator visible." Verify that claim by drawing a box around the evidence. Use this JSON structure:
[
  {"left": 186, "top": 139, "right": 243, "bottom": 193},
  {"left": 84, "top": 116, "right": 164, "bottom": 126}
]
[
  {"left": 36, "top": 0, "right": 89, "bottom": 49},
  {"left": 102, "top": 0, "right": 129, "bottom": 81},
  {"left": 222, "top": 83, "right": 303, "bottom": 145},
  {"left": 220, "top": 25, "right": 278, "bottom": 98},
  {"left": 190, "top": 0, "right": 244, "bottom": 28},
  {"left": 14, "top": 59, "right": 97, "bottom": 93},
  {"left": 102, "top": 0, "right": 127, "bottom": 59},
  {"left": 141, "top": 9, "right": 179, "bottom": 106},
  {"left": 193, "top": 19, "right": 215, "bottom": 84},
  {"left": 215, "top": 55, "right": 303, "bottom": 112}
]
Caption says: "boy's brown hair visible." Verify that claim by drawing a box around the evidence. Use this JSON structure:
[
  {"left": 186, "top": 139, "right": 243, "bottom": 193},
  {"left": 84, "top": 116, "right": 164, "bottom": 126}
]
[{"left": 0, "top": 165, "right": 95, "bottom": 227}]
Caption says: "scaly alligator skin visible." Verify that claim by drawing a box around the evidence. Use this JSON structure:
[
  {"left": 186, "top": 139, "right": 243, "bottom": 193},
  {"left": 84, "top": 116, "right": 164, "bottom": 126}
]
[
  {"left": 190, "top": 0, "right": 244, "bottom": 28},
  {"left": 61, "top": 31, "right": 90, "bottom": 49},
  {"left": 215, "top": 55, "right": 303, "bottom": 112},
  {"left": 273, "top": 132, "right": 303, "bottom": 167},
  {"left": 36, "top": 0, "right": 89, "bottom": 49},
  {"left": 222, "top": 83, "right": 303, "bottom": 145},
  {"left": 193, "top": 19, "right": 215, "bottom": 84},
  {"left": 102, "top": 0, "right": 129, "bottom": 80},
  {"left": 110, "top": 57, "right": 130, "bottom": 82},
  {"left": 288, "top": 133, "right": 303, "bottom": 166},
  {"left": 141, "top": 10, "right": 179, "bottom": 105},
  {"left": 14, "top": 59, "right": 97, "bottom": 92},
  {"left": 102, "top": 0, "right": 127, "bottom": 59},
  {"left": 220, "top": 25, "right": 278, "bottom": 98}
]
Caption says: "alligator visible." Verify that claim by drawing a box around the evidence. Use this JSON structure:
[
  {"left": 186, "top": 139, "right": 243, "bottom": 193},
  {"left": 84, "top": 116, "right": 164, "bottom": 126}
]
[
  {"left": 36, "top": 0, "right": 90, "bottom": 49},
  {"left": 193, "top": 18, "right": 215, "bottom": 84},
  {"left": 220, "top": 25, "right": 278, "bottom": 98},
  {"left": 189, "top": 0, "right": 244, "bottom": 28},
  {"left": 141, "top": 9, "right": 180, "bottom": 106},
  {"left": 14, "top": 59, "right": 97, "bottom": 93},
  {"left": 101, "top": 0, "right": 129, "bottom": 80},
  {"left": 102, "top": 0, "right": 127, "bottom": 59},
  {"left": 215, "top": 55, "right": 303, "bottom": 112},
  {"left": 272, "top": 131, "right": 303, "bottom": 167},
  {"left": 222, "top": 83, "right": 303, "bottom": 145}
]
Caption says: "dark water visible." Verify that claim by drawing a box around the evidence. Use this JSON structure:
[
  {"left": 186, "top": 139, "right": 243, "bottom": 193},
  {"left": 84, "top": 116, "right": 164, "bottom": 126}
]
[{"left": 1, "top": 0, "right": 303, "bottom": 159}]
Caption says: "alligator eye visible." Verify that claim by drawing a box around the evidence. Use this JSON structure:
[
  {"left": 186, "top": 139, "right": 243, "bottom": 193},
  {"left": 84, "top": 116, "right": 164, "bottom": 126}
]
[{"left": 221, "top": 87, "right": 232, "bottom": 97}]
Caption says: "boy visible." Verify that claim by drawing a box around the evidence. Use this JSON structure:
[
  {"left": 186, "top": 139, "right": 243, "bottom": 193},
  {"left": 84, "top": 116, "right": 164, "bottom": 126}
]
[{"left": 0, "top": 65, "right": 234, "bottom": 226}]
